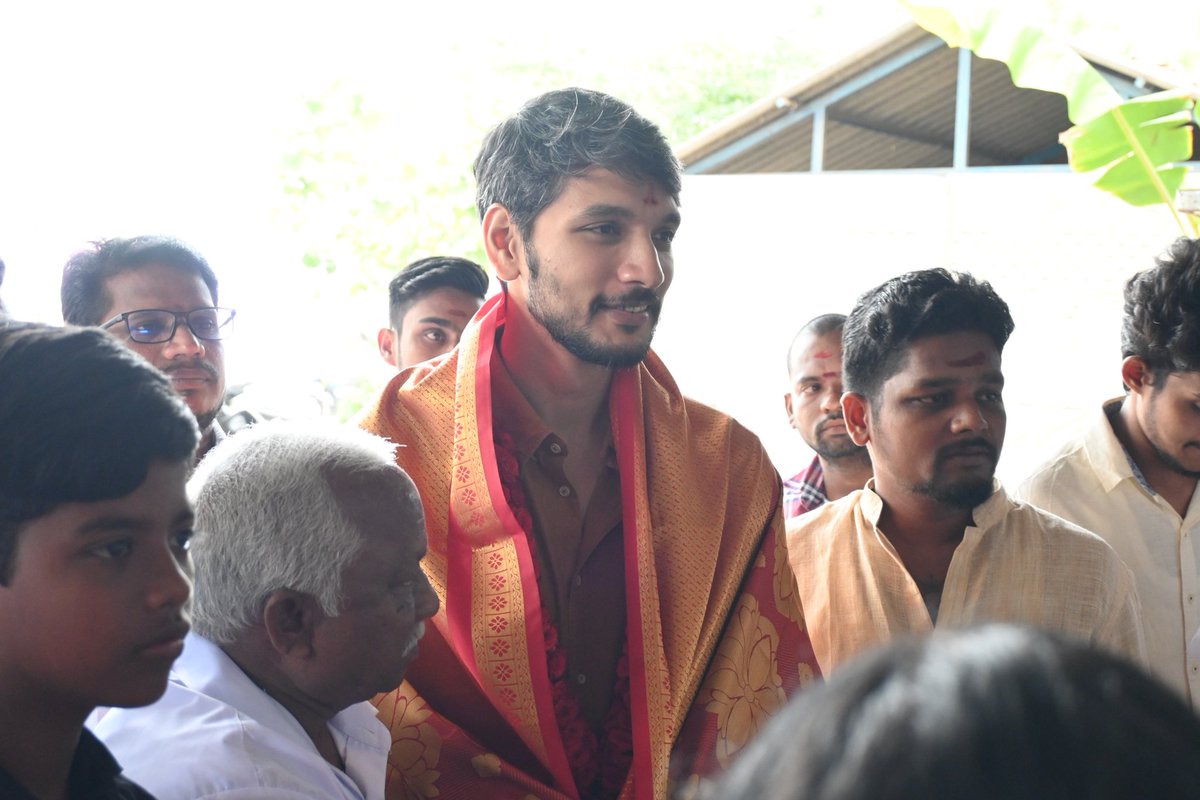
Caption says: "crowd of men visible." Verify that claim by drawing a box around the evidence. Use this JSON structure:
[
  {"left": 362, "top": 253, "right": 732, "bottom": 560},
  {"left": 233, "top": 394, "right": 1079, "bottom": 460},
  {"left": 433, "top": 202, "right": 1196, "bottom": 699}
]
[{"left": 2, "top": 87, "right": 1199, "bottom": 800}]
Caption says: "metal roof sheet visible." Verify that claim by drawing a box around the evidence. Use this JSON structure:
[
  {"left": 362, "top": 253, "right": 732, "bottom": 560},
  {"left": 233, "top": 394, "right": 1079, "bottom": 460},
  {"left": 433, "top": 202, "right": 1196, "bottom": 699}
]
[{"left": 679, "top": 21, "right": 1189, "bottom": 174}]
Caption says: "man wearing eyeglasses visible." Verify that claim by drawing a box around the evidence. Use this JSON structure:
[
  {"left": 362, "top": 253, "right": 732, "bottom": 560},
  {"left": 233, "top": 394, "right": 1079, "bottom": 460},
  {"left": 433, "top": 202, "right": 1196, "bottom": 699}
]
[{"left": 62, "top": 236, "right": 233, "bottom": 462}]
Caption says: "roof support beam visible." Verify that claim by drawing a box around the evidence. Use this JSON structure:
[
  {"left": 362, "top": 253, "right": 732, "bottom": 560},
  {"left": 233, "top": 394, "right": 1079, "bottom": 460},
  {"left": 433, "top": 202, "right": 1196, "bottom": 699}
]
[
  {"left": 811, "top": 107, "right": 826, "bottom": 172},
  {"left": 685, "top": 36, "right": 946, "bottom": 174},
  {"left": 827, "top": 112, "right": 1013, "bottom": 165},
  {"left": 953, "top": 47, "right": 972, "bottom": 169}
]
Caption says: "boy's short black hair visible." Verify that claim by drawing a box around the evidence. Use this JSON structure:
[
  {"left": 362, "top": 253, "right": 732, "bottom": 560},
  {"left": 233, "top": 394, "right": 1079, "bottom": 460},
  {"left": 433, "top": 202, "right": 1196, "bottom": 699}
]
[
  {"left": 0, "top": 323, "right": 199, "bottom": 582},
  {"left": 388, "top": 256, "right": 489, "bottom": 331}
]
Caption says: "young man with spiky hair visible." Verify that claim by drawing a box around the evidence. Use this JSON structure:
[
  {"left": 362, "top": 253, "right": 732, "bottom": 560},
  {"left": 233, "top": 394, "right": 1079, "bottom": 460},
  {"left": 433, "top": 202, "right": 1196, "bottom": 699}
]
[
  {"left": 1019, "top": 238, "right": 1200, "bottom": 706},
  {"left": 377, "top": 256, "right": 489, "bottom": 370},
  {"left": 363, "top": 88, "right": 817, "bottom": 799},
  {"left": 0, "top": 323, "right": 197, "bottom": 799},
  {"left": 786, "top": 269, "right": 1144, "bottom": 676}
]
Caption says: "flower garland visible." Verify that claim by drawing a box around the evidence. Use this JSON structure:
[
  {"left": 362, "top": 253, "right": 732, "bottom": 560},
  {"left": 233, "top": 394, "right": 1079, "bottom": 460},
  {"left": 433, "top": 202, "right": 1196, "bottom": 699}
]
[{"left": 493, "top": 431, "right": 633, "bottom": 799}]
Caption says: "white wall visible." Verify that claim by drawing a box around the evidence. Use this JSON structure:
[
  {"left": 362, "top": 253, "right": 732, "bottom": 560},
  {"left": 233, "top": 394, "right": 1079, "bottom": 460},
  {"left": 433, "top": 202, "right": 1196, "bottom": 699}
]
[{"left": 654, "top": 169, "right": 1186, "bottom": 485}]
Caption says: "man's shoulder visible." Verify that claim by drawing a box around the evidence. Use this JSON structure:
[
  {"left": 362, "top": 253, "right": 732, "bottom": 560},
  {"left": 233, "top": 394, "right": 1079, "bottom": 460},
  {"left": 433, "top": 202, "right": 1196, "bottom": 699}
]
[
  {"left": 678, "top": 394, "right": 763, "bottom": 447},
  {"left": 786, "top": 491, "right": 861, "bottom": 549},
  {"left": 361, "top": 351, "right": 459, "bottom": 443},
  {"left": 1004, "top": 496, "right": 1123, "bottom": 561},
  {"left": 1017, "top": 408, "right": 1122, "bottom": 510},
  {"left": 93, "top": 675, "right": 253, "bottom": 755},
  {"left": 94, "top": 681, "right": 348, "bottom": 799}
]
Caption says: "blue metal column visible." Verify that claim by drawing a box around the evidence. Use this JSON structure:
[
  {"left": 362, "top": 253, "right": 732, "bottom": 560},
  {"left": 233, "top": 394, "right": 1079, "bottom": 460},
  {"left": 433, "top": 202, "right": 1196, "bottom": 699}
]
[
  {"left": 684, "top": 37, "right": 947, "bottom": 174},
  {"left": 811, "top": 107, "right": 826, "bottom": 172},
  {"left": 953, "top": 47, "right": 972, "bottom": 169}
]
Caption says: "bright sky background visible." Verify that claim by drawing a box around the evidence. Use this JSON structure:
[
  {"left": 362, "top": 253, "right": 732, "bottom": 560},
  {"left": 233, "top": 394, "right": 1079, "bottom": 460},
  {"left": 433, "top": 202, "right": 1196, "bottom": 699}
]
[
  {"left": 1, "top": 0, "right": 1196, "bottom": 413},
  {"left": 0, "top": 0, "right": 908, "bottom": 388}
]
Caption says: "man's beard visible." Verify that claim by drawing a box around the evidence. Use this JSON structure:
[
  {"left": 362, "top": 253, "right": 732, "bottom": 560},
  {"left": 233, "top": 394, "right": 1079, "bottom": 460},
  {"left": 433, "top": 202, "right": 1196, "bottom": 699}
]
[
  {"left": 162, "top": 359, "right": 222, "bottom": 434},
  {"left": 525, "top": 243, "right": 662, "bottom": 368},
  {"left": 194, "top": 405, "right": 220, "bottom": 434},
  {"left": 812, "top": 415, "right": 869, "bottom": 462},
  {"left": 912, "top": 438, "right": 999, "bottom": 509},
  {"left": 1150, "top": 439, "right": 1200, "bottom": 479},
  {"left": 1143, "top": 398, "right": 1200, "bottom": 478}
]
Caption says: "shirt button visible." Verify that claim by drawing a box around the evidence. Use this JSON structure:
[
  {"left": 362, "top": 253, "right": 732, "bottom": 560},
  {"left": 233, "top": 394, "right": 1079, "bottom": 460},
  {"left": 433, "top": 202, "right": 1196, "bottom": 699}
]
[
  {"left": 549, "top": 442, "right": 563, "bottom": 455},
  {"left": 558, "top": 485, "right": 571, "bottom": 497},
  {"left": 574, "top": 575, "right": 583, "bottom": 587},
  {"left": 576, "top": 673, "right": 587, "bottom": 685}
]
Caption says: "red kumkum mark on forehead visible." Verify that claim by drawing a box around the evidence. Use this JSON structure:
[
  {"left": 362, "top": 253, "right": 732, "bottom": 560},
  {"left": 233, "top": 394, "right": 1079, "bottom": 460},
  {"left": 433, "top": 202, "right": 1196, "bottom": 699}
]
[
  {"left": 947, "top": 351, "right": 987, "bottom": 367},
  {"left": 642, "top": 190, "right": 659, "bottom": 206},
  {"left": 812, "top": 351, "right": 833, "bottom": 359},
  {"left": 822, "top": 371, "right": 838, "bottom": 378}
]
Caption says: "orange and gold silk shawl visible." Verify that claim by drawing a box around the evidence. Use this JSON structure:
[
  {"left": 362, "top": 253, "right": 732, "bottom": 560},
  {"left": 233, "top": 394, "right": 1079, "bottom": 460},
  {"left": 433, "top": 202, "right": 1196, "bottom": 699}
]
[{"left": 361, "top": 294, "right": 819, "bottom": 800}]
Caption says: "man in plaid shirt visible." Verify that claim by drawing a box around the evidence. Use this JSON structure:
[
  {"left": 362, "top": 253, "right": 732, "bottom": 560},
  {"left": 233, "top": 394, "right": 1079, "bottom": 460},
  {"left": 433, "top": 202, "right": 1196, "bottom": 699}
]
[{"left": 783, "top": 314, "right": 872, "bottom": 518}]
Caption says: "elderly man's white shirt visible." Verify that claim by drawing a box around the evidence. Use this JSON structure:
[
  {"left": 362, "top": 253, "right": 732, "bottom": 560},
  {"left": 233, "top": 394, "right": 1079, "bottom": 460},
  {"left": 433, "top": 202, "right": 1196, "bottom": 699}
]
[
  {"left": 1017, "top": 402, "right": 1200, "bottom": 705},
  {"left": 91, "top": 633, "right": 390, "bottom": 800}
]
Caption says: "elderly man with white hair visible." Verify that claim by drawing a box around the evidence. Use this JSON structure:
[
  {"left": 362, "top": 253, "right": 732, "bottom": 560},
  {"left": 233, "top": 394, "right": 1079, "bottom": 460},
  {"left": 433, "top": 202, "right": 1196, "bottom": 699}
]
[{"left": 92, "top": 421, "right": 439, "bottom": 799}]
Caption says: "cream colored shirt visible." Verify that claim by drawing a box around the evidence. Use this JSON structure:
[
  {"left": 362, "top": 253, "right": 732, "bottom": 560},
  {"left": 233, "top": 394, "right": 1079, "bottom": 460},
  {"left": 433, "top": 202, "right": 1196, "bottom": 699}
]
[
  {"left": 1017, "top": 402, "right": 1200, "bottom": 705},
  {"left": 786, "top": 481, "right": 1145, "bottom": 675}
]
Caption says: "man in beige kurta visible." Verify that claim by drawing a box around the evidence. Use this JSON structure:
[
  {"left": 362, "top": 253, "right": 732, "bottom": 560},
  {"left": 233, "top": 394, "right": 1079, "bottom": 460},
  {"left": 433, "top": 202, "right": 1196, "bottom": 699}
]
[{"left": 786, "top": 268, "right": 1144, "bottom": 675}]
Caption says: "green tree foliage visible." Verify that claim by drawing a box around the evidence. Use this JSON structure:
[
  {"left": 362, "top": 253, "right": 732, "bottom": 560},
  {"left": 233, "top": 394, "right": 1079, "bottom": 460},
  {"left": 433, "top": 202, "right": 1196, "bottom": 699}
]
[{"left": 278, "top": 36, "right": 824, "bottom": 291}]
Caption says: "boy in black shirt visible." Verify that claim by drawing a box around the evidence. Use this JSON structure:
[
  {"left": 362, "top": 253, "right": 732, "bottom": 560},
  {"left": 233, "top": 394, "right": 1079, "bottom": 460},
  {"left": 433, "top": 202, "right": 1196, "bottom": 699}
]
[{"left": 0, "top": 323, "right": 198, "bottom": 799}]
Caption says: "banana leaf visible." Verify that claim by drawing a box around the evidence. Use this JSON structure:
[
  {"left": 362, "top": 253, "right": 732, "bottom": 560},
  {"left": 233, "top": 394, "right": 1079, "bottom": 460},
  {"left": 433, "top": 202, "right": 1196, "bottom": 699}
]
[{"left": 902, "top": 0, "right": 1198, "bottom": 235}]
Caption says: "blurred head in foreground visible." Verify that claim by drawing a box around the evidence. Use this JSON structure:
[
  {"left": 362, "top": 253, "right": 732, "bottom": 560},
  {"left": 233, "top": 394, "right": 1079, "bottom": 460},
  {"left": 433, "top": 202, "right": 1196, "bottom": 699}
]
[{"left": 706, "top": 624, "right": 1200, "bottom": 800}]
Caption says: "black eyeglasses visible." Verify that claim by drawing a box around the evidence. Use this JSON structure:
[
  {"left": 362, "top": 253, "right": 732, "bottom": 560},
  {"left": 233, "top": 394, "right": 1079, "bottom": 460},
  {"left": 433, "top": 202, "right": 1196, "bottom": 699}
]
[{"left": 100, "top": 307, "right": 236, "bottom": 344}]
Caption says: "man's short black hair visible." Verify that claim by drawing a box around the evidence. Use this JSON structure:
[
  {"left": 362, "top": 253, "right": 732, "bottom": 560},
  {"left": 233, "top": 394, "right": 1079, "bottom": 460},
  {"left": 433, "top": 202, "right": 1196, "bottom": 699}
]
[
  {"left": 787, "top": 313, "right": 847, "bottom": 379},
  {"left": 0, "top": 323, "right": 199, "bottom": 583},
  {"left": 1121, "top": 237, "right": 1200, "bottom": 383},
  {"left": 61, "top": 236, "right": 218, "bottom": 326},
  {"left": 843, "top": 268, "right": 1014, "bottom": 403},
  {"left": 472, "top": 87, "right": 682, "bottom": 235},
  {"left": 707, "top": 624, "right": 1200, "bottom": 800},
  {"left": 388, "top": 256, "right": 489, "bottom": 332}
]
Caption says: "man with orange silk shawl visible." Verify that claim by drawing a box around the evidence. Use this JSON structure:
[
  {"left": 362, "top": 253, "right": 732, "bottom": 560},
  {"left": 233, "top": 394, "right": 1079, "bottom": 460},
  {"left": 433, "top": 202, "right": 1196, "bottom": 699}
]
[{"left": 361, "top": 88, "right": 818, "bottom": 800}]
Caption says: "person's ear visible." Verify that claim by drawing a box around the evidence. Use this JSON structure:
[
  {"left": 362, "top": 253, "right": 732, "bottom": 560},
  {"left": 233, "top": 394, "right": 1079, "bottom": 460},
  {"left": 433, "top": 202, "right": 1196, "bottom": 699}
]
[
  {"left": 842, "top": 392, "right": 871, "bottom": 446},
  {"left": 783, "top": 391, "right": 796, "bottom": 429},
  {"left": 377, "top": 328, "right": 398, "bottom": 367},
  {"left": 482, "top": 204, "right": 523, "bottom": 282},
  {"left": 262, "top": 590, "right": 318, "bottom": 659},
  {"left": 1121, "top": 356, "right": 1153, "bottom": 394}
]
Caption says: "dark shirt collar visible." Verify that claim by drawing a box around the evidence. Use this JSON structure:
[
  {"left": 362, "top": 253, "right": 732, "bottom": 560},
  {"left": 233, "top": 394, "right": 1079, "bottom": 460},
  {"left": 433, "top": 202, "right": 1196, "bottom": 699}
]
[
  {"left": 0, "top": 728, "right": 151, "bottom": 800},
  {"left": 491, "top": 347, "right": 617, "bottom": 469}
]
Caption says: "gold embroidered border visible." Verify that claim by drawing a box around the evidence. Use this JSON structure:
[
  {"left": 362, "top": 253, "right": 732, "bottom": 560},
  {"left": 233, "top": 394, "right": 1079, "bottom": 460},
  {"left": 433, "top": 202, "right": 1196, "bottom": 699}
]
[{"left": 448, "top": 321, "right": 548, "bottom": 766}]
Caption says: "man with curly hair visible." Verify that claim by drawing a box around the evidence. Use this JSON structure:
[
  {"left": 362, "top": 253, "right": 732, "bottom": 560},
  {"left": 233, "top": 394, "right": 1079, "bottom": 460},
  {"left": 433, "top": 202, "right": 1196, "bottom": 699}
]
[{"left": 1019, "top": 238, "right": 1200, "bottom": 706}]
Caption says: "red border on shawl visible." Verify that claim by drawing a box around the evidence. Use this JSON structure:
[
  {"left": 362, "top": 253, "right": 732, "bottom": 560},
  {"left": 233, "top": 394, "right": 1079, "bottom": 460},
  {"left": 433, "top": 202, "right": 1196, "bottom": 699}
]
[{"left": 443, "top": 292, "right": 578, "bottom": 796}]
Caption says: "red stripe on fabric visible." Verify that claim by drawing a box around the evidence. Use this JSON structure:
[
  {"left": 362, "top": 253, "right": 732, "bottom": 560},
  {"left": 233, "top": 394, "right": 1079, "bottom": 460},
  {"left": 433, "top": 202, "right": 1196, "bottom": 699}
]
[
  {"left": 445, "top": 292, "right": 578, "bottom": 796},
  {"left": 612, "top": 367, "right": 655, "bottom": 800}
]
